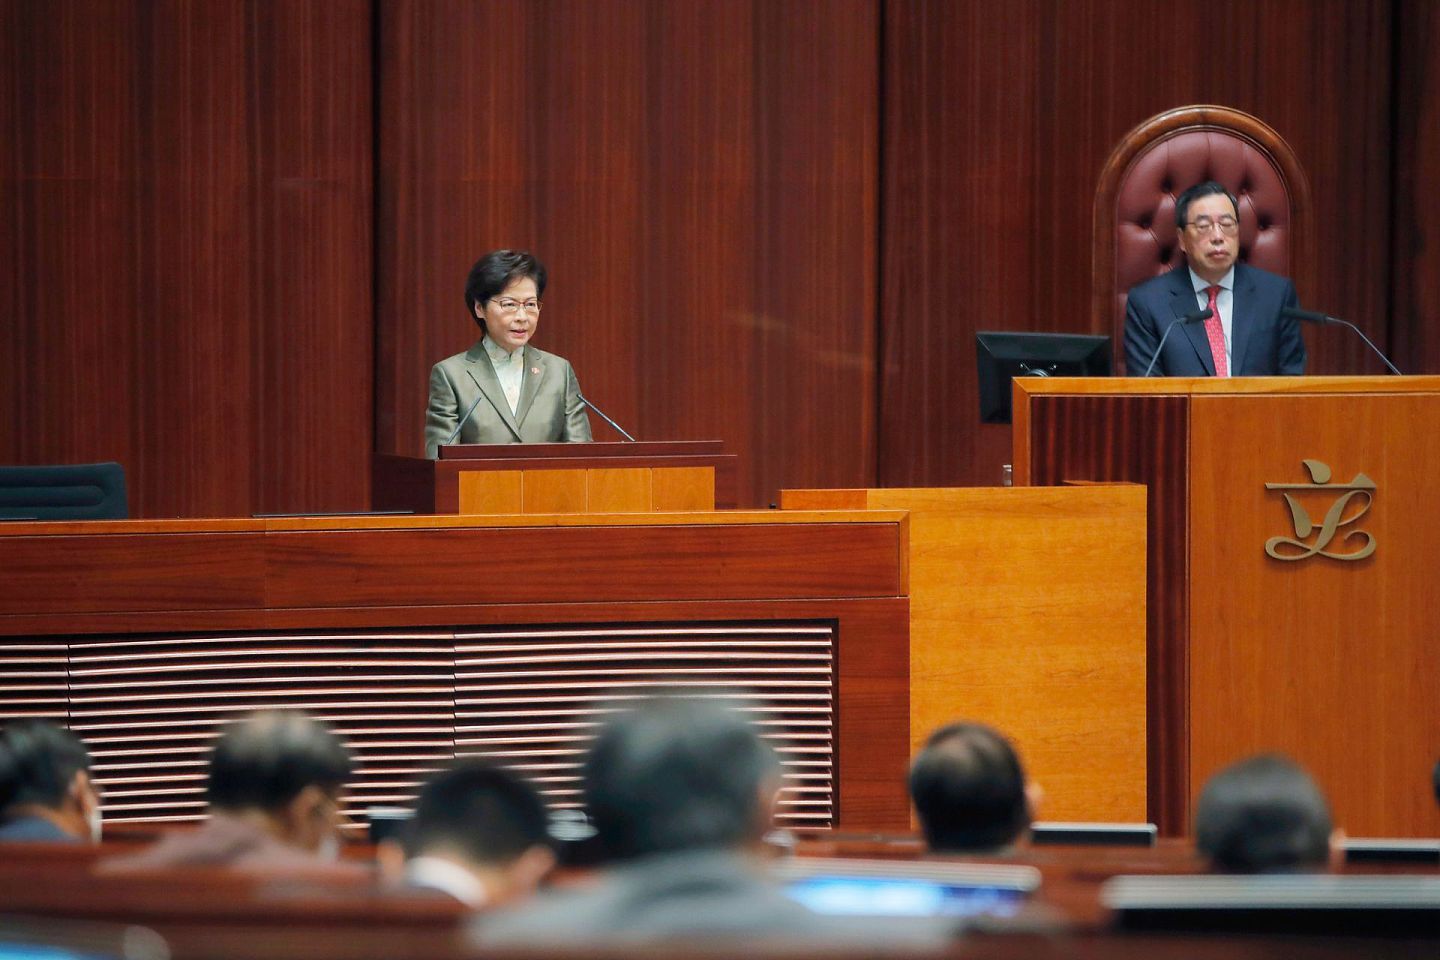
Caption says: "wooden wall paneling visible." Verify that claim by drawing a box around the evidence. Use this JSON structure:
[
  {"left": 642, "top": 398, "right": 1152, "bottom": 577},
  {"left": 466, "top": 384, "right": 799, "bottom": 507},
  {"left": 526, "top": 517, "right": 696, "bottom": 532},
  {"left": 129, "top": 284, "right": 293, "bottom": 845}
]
[
  {"left": 1026, "top": 394, "right": 1190, "bottom": 834},
  {"left": 0, "top": 1, "right": 373, "bottom": 518},
  {"left": 880, "top": 0, "right": 1396, "bottom": 490},
  {"left": 374, "top": 1, "right": 878, "bottom": 507},
  {"left": 1390, "top": 0, "right": 1440, "bottom": 375},
  {"left": 1187, "top": 392, "right": 1440, "bottom": 838}
]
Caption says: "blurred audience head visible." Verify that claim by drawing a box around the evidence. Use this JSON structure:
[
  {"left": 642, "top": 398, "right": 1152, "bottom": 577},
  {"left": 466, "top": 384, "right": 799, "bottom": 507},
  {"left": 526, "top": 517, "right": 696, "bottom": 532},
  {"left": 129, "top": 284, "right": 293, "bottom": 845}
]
[
  {"left": 207, "top": 711, "right": 352, "bottom": 854},
  {"left": 0, "top": 720, "right": 101, "bottom": 843},
  {"left": 1195, "top": 754, "right": 1333, "bottom": 873},
  {"left": 583, "top": 693, "right": 781, "bottom": 861},
  {"left": 386, "top": 759, "right": 556, "bottom": 906},
  {"left": 909, "top": 721, "right": 1031, "bottom": 853}
]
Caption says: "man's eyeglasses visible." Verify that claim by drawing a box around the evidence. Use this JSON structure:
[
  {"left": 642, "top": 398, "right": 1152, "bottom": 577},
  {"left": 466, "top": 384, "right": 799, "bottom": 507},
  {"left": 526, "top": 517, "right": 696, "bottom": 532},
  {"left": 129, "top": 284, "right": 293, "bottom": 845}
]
[{"left": 1184, "top": 215, "right": 1239, "bottom": 236}]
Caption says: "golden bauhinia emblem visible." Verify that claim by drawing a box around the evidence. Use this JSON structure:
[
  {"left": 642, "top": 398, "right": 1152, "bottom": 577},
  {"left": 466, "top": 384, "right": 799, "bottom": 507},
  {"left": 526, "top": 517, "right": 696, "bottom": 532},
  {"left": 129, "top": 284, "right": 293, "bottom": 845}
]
[{"left": 1264, "top": 460, "right": 1376, "bottom": 562}]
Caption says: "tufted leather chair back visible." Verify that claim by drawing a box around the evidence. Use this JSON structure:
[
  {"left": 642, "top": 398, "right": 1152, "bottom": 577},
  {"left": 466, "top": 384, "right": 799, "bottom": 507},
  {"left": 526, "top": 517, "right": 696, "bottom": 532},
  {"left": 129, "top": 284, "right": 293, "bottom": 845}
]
[{"left": 1093, "top": 106, "right": 1312, "bottom": 374}]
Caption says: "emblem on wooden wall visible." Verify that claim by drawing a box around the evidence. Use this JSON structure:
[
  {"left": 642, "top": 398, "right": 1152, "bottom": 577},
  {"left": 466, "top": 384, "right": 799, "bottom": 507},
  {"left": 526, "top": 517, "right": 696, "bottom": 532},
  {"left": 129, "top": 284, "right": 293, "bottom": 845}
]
[{"left": 1264, "top": 460, "right": 1376, "bottom": 561}]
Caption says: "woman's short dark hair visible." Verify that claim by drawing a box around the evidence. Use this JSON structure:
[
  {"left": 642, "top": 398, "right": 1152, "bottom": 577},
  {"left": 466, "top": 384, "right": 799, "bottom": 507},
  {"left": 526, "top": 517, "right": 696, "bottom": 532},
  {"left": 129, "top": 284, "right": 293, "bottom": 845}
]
[{"left": 464, "top": 250, "right": 548, "bottom": 325}]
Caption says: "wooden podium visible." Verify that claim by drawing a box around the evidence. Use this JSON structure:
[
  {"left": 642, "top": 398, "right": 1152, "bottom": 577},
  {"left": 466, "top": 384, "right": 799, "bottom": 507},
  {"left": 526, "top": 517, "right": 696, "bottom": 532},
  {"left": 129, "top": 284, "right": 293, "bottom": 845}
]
[
  {"left": 1014, "top": 376, "right": 1440, "bottom": 838},
  {"left": 373, "top": 440, "right": 738, "bottom": 514}
]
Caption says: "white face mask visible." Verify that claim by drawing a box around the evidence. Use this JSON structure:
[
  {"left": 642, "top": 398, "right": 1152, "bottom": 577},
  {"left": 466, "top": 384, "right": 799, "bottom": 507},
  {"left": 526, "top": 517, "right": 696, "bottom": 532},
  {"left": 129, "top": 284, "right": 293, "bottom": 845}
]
[
  {"left": 87, "top": 804, "right": 103, "bottom": 844},
  {"left": 316, "top": 833, "right": 340, "bottom": 862}
]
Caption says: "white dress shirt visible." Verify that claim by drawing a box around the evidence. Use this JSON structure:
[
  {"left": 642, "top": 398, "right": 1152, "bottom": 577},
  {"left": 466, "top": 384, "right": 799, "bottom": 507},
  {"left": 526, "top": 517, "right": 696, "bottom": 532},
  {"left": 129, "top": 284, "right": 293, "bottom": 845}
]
[{"left": 481, "top": 337, "right": 525, "bottom": 415}]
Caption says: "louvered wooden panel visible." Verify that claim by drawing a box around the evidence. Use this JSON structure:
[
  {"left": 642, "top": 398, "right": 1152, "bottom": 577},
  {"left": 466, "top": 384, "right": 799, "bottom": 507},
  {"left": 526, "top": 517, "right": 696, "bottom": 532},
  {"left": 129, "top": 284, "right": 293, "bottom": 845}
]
[
  {"left": 453, "top": 624, "right": 837, "bottom": 827},
  {"left": 66, "top": 632, "right": 455, "bottom": 824},
  {"left": 0, "top": 640, "right": 68, "bottom": 720}
]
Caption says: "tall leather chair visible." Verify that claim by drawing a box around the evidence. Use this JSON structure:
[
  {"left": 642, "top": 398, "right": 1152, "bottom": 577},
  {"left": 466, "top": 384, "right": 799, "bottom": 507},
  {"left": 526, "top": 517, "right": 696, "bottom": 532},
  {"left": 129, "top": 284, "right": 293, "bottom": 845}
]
[
  {"left": 0, "top": 462, "right": 128, "bottom": 520},
  {"left": 1093, "top": 105, "right": 1312, "bottom": 374}
]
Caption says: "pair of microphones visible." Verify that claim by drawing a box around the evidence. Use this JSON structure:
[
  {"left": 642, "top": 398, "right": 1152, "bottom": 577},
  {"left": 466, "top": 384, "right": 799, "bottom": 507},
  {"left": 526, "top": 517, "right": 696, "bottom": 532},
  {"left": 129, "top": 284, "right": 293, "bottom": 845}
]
[
  {"left": 445, "top": 368, "right": 636, "bottom": 445},
  {"left": 1141, "top": 305, "right": 1402, "bottom": 376}
]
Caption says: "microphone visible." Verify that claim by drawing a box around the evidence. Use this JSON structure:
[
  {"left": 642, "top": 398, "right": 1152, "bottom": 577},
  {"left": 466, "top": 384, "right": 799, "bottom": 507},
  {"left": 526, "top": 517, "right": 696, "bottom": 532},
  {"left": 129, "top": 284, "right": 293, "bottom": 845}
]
[
  {"left": 1141, "top": 307, "right": 1213, "bottom": 377},
  {"left": 577, "top": 392, "right": 637, "bottom": 442},
  {"left": 1281, "top": 307, "right": 1403, "bottom": 375}
]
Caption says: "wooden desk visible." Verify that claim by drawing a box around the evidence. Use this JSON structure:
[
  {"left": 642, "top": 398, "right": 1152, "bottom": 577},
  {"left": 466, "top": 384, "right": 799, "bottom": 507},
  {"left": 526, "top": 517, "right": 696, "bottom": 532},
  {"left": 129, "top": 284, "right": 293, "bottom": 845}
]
[
  {"left": 1014, "top": 376, "right": 1440, "bottom": 838},
  {"left": 0, "top": 511, "right": 910, "bottom": 831}
]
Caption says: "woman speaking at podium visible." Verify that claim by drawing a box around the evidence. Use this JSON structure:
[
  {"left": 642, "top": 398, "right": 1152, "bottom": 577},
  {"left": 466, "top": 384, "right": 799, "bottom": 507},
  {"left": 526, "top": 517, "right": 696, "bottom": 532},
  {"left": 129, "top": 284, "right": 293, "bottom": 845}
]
[{"left": 424, "top": 249, "right": 593, "bottom": 457}]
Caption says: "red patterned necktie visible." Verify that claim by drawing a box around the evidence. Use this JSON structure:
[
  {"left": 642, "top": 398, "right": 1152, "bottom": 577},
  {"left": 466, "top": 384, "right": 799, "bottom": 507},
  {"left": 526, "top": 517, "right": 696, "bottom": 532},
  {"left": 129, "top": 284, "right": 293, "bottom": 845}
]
[{"left": 1204, "top": 285, "right": 1228, "bottom": 377}]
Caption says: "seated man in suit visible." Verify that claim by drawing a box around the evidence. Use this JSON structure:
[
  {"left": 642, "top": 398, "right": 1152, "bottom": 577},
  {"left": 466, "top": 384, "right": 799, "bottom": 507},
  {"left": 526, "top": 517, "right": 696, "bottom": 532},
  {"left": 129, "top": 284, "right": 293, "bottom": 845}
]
[
  {"left": 106, "top": 711, "right": 360, "bottom": 874},
  {"left": 1194, "top": 754, "right": 1333, "bottom": 873},
  {"left": 1124, "top": 180, "right": 1306, "bottom": 377},
  {"left": 0, "top": 720, "right": 102, "bottom": 844},
  {"left": 379, "top": 759, "right": 556, "bottom": 908},
  {"left": 909, "top": 721, "right": 1033, "bottom": 854},
  {"left": 424, "top": 249, "right": 593, "bottom": 457}
]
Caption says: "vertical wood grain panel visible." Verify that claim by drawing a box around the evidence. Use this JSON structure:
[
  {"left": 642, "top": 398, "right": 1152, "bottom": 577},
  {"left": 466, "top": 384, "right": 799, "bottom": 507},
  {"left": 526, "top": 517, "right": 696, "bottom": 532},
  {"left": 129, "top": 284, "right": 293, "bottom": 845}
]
[
  {"left": 1391, "top": 0, "right": 1440, "bottom": 375},
  {"left": 374, "top": 0, "right": 878, "bottom": 507},
  {"left": 521, "top": 469, "right": 586, "bottom": 513},
  {"left": 457, "top": 470, "right": 522, "bottom": 514},
  {"left": 880, "top": 0, "right": 1395, "bottom": 490},
  {"left": 1028, "top": 394, "right": 1190, "bottom": 833},
  {"left": 0, "top": 1, "right": 372, "bottom": 517},
  {"left": 651, "top": 466, "right": 714, "bottom": 511},
  {"left": 584, "top": 467, "right": 650, "bottom": 513}
]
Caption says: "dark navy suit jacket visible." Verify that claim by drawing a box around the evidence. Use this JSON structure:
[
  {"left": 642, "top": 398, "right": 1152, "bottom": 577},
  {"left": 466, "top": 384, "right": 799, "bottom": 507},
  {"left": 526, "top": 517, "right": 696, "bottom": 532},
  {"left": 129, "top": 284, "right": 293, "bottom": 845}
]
[{"left": 1123, "top": 263, "right": 1306, "bottom": 376}]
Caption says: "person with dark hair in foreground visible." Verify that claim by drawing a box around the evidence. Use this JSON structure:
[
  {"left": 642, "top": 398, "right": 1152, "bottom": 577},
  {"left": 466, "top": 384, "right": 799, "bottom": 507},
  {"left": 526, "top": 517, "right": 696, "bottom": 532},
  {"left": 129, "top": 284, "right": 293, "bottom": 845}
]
[
  {"left": 1123, "top": 179, "right": 1306, "bottom": 377},
  {"left": 0, "top": 720, "right": 101, "bottom": 844},
  {"left": 909, "top": 722, "right": 1032, "bottom": 854},
  {"left": 1194, "top": 754, "right": 1333, "bottom": 873},
  {"left": 476, "top": 694, "right": 955, "bottom": 945},
  {"left": 380, "top": 760, "right": 556, "bottom": 908},
  {"left": 423, "top": 249, "right": 592, "bottom": 456},
  {"left": 105, "top": 711, "right": 359, "bottom": 873}
]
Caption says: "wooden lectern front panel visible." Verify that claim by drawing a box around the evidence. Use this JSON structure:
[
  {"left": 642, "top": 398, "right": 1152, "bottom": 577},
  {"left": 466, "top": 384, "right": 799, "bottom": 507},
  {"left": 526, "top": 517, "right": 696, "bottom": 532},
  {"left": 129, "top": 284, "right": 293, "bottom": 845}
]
[
  {"left": 652, "top": 466, "right": 715, "bottom": 511},
  {"left": 585, "top": 468, "right": 651, "bottom": 512},
  {"left": 458, "top": 470, "right": 522, "bottom": 513},
  {"left": 521, "top": 469, "right": 587, "bottom": 513},
  {"left": 1189, "top": 392, "right": 1440, "bottom": 837}
]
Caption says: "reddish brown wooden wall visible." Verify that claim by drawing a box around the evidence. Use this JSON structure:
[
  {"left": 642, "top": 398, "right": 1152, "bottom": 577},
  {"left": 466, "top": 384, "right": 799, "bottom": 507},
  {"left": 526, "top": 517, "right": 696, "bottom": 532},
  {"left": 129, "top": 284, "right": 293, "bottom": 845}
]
[
  {"left": 0, "top": 1, "right": 374, "bottom": 517},
  {"left": 3, "top": 1, "right": 1438, "bottom": 512}
]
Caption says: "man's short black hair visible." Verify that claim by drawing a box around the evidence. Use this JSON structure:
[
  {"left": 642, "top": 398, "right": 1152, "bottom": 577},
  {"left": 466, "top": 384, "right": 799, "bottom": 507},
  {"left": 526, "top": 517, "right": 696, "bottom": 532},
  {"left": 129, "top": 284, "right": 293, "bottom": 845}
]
[
  {"left": 464, "top": 250, "right": 548, "bottom": 325},
  {"left": 404, "top": 760, "right": 552, "bottom": 865},
  {"left": 0, "top": 720, "right": 91, "bottom": 811},
  {"left": 206, "top": 711, "right": 352, "bottom": 812},
  {"left": 1175, "top": 180, "right": 1240, "bottom": 228},
  {"left": 1195, "top": 754, "right": 1332, "bottom": 873},
  {"left": 583, "top": 694, "right": 780, "bottom": 861},
  {"left": 909, "top": 722, "right": 1029, "bottom": 853}
]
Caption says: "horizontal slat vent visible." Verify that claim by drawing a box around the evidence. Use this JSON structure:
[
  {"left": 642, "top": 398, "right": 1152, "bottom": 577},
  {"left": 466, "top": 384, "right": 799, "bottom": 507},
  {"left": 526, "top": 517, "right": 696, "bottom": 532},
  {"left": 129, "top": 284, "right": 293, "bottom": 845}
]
[
  {"left": 67, "top": 632, "right": 455, "bottom": 822},
  {"left": 4, "top": 622, "right": 836, "bottom": 829},
  {"left": 455, "top": 625, "right": 835, "bottom": 826}
]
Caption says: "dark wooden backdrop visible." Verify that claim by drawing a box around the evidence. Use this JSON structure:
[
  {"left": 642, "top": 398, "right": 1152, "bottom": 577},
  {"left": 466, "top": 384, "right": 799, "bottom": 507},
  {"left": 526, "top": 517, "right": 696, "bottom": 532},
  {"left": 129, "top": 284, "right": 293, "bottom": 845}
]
[{"left": 3, "top": 0, "right": 1436, "bottom": 515}]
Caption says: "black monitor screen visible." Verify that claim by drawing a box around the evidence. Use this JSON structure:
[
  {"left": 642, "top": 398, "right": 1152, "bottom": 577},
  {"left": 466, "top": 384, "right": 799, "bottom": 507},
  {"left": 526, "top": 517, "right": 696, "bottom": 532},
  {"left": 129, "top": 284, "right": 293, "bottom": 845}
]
[{"left": 975, "top": 331, "right": 1111, "bottom": 424}]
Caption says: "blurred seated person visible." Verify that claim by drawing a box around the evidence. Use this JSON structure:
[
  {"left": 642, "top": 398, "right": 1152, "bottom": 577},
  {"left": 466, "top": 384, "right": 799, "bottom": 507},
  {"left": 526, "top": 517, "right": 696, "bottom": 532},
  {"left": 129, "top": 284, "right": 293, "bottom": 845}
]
[
  {"left": 424, "top": 249, "right": 592, "bottom": 457},
  {"left": 106, "top": 711, "right": 359, "bottom": 874},
  {"left": 477, "top": 694, "right": 950, "bottom": 945},
  {"left": 1124, "top": 180, "right": 1306, "bottom": 377},
  {"left": 0, "top": 720, "right": 102, "bottom": 844},
  {"left": 1194, "top": 754, "right": 1334, "bottom": 873},
  {"left": 378, "top": 759, "right": 556, "bottom": 908},
  {"left": 909, "top": 722, "right": 1034, "bottom": 854}
]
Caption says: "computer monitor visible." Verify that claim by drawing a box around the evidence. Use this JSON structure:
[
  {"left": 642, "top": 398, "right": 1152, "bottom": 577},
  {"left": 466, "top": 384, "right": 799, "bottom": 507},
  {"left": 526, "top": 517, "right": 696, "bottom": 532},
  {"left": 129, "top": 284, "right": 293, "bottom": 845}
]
[
  {"left": 777, "top": 857, "right": 1039, "bottom": 919},
  {"left": 975, "top": 331, "right": 1111, "bottom": 424}
]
